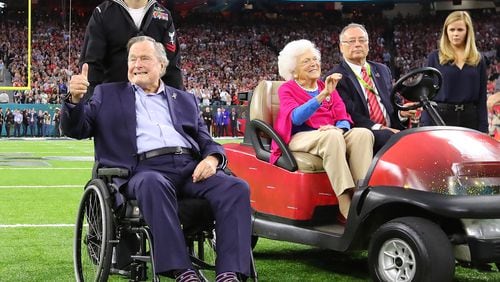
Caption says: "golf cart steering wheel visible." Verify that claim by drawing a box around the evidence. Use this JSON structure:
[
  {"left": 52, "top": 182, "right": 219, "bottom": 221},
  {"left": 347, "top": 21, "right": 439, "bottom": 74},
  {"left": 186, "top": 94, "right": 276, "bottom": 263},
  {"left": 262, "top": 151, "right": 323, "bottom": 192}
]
[{"left": 391, "top": 67, "right": 442, "bottom": 111}]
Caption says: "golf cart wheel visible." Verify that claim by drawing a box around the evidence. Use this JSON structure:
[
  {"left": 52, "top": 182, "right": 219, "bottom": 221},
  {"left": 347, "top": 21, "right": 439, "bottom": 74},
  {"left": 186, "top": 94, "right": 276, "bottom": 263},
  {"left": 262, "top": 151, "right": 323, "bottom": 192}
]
[{"left": 368, "top": 217, "right": 454, "bottom": 282}]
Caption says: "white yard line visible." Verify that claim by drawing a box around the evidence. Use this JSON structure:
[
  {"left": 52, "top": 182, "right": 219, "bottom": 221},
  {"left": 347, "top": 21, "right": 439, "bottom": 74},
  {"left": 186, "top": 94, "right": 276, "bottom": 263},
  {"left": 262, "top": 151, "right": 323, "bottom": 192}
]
[
  {"left": 0, "top": 224, "right": 74, "bottom": 228},
  {"left": 0, "top": 185, "right": 82, "bottom": 189}
]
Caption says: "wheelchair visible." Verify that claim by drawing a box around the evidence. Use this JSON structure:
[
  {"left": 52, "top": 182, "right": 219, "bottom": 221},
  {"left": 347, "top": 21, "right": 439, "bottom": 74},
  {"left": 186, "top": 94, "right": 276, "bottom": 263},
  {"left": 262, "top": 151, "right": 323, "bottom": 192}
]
[{"left": 73, "top": 166, "right": 257, "bottom": 281}]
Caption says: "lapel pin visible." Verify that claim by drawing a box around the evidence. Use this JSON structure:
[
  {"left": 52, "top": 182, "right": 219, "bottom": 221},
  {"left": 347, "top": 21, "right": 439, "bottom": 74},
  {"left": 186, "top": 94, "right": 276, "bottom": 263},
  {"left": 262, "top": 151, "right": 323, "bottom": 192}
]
[
  {"left": 172, "top": 92, "right": 177, "bottom": 100},
  {"left": 375, "top": 73, "right": 380, "bottom": 78}
]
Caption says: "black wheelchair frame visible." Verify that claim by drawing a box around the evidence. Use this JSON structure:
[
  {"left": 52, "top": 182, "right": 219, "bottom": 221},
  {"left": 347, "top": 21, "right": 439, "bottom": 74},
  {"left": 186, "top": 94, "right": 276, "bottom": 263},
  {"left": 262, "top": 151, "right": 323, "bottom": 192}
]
[{"left": 73, "top": 167, "right": 257, "bottom": 282}]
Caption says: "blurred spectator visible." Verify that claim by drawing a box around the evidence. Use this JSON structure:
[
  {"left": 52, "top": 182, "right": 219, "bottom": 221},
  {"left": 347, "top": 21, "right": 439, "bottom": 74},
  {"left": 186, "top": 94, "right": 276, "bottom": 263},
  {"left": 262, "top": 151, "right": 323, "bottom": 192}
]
[
  {"left": 0, "top": 107, "right": 3, "bottom": 136},
  {"left": 214, "top": 107, "right": 224, "bottom": 137},
  {"left": 28, "top": 109, "right": 36, "bottom": 137},
  {"left": 202, "top": 106, "right": 213, "bottom": 137},
  {"left": 52, "top": 108, "right": 61, "bottom": 137},
  {"left": 230, "top": 107, "right": 239, "bottom": 137},
  {"left": 0, "top": 59, "right": 4, "bottom": 82},
  {"left": 220, "top": 88, "right": 231, "bottom": 106},
  {"left": 0, "top": 92, "right": 8, "bottom": 103},
  {"left": 22, "top": 109, "right": 29, "bottom": 136},
  {"left": 36, "top": 110, "right": 44, "bottom": 137},
  {"left": 5, "top": 108, "right": 13, "bottom": 137},
  {"left": 488, "top": 79, "right": 500, "bottom": 140},
  {"left": 13, "top": 109, "right": 22, "bottom": 137},
  {"left": 43, "top": 111, "right": 51, "bottom": 137}
]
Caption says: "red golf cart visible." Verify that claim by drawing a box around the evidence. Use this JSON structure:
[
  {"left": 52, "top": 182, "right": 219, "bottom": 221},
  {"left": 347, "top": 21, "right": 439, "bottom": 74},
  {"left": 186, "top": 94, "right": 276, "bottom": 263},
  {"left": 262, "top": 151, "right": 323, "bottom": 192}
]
[{"left": 223, "top": 68, "right": 500, "bottom": 281}]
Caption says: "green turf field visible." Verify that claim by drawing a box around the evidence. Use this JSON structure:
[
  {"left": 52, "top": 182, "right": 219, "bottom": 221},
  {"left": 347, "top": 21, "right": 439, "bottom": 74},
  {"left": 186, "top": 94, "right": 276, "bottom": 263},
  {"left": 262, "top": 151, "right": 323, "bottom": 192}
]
[{"left": 1, "top": 139, "right": 500, "bottom": 281}]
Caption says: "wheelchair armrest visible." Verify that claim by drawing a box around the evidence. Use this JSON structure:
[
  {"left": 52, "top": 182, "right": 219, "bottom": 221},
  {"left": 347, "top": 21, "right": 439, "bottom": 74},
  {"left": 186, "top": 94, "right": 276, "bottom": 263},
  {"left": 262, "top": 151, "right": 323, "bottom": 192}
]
[
  {"left": 249, "top": 119, "right": 298, "bottom": 172},
  {"left": 97, "top": 167, "right": 130, "bottom": 178}
]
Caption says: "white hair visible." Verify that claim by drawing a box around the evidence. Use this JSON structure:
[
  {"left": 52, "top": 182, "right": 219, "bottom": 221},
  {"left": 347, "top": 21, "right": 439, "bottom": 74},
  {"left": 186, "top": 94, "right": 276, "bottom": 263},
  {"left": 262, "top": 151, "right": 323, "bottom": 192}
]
[
  {"left": 127, "top": 35, "right": 169, "bottom": 77},
  {"left": 339, "top": 23, "right": 369, "bottom": 42},
  {"left": 278, "top": 39, "right": 321, "bottom": 81}
]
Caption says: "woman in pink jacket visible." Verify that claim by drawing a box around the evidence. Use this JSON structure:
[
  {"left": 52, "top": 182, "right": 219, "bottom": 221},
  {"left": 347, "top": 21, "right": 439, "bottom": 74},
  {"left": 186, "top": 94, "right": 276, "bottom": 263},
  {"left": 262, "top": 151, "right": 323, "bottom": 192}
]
[{"left": 271, "top": 39, "right": 374, "bottom": 221}]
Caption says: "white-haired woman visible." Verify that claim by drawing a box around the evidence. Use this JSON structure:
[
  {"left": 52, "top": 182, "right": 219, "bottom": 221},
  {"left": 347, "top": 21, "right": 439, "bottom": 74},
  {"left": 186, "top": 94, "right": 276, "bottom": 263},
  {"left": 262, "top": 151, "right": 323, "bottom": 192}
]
[{"left": 271, "top": 39, "right": 374, "bottom": 221}]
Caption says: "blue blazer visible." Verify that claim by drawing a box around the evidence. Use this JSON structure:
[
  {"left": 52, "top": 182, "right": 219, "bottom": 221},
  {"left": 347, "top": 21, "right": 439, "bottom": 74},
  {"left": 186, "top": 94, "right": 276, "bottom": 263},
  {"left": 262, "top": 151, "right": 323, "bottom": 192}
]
[
  {"left": 61, "top": 82, "right": 225, "bottom": 174},
  {"left": 325, "top": 60, "right": 402, "bottom": 130}
]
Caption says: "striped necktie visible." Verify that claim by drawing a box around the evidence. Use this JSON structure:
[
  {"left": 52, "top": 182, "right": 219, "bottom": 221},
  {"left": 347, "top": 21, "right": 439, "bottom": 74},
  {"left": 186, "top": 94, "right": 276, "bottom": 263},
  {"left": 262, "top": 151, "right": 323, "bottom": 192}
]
[{"left": 361, "top": 66, "right": 386, "bottom": 125}]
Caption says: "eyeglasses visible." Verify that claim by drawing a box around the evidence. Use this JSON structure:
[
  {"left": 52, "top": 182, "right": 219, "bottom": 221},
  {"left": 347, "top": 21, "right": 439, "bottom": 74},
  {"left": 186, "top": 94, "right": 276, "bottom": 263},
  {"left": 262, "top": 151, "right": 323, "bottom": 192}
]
[
  {"left": 341, "top": 38, "right": 369, "bottom": 46},
  {"left": 299, "top": 57, "right": 320, "bottom": 66}
]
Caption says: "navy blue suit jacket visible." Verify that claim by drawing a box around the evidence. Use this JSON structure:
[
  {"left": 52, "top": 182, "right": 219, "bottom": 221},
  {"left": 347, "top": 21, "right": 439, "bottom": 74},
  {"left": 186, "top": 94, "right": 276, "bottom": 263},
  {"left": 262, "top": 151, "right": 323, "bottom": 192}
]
[
  {"left": 61, "top": 82, "right": 225, "bottom": 175},
  {"left": 325, "top": 60, "right": 403, "bottom": 130}
]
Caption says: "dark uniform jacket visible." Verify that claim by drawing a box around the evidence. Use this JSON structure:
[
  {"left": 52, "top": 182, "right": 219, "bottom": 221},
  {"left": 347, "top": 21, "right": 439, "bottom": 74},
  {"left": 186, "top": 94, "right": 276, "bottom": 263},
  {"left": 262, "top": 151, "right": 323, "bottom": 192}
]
[{"left": 80, "top": 0, "right": 183, "bottom": 98}]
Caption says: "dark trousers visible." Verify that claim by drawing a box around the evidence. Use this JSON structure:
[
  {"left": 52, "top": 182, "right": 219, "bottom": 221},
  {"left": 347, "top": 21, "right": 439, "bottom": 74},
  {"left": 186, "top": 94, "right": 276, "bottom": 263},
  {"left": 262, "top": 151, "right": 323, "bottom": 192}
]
[
  {"left": 421, "top": 103, "right": 479, "bottom": 131},
  {"left": 124, "top": 154, "right": 251, "bottom": 276},
  {"left": 14, "top": 123, "right": 21, "bottom": 137},
  {"left": 205, "top": 122, "right": 212, "bottom": 136},
  {"left": 437, "top": 106, "right": 478, "bottom": 130},
  {"left": 372, "top": 128, "right": 395, "bottom": 155},
  {"left": 29, "top": 123, "right": 35, "bottom": 137},
  {"left": 37, "top": 124, "right": 43, "bottom": 137},
  {"left": 231, "top": 121, "right": 238, "bottom": 137},
  {"left": 216, "top": 124, "right": 224, "bottom": 137}
]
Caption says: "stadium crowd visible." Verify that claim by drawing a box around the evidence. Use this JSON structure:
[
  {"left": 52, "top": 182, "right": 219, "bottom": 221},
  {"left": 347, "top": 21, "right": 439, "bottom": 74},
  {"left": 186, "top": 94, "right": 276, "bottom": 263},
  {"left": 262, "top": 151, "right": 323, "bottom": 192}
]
[{"left": 0, "top": 6, "right": 499, "bottom": 138}]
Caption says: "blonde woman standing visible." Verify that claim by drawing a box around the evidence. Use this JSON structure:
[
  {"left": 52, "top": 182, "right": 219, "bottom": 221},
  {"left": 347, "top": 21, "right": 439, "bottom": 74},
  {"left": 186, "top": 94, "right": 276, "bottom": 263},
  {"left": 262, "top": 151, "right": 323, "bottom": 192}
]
[{"left": 422, "top": 11, "right": 487, "bottom": 132}]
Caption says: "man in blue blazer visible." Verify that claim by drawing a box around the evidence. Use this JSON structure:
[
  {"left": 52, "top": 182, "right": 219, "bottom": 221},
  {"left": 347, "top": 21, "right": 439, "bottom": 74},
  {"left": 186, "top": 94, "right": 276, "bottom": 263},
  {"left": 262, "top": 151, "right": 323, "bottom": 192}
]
[
  {"left": 325, "top": 23, "right": 415, "bottom": 153},
  {"left": 62, "top": 36, "right": 251, "bottom": 282}
]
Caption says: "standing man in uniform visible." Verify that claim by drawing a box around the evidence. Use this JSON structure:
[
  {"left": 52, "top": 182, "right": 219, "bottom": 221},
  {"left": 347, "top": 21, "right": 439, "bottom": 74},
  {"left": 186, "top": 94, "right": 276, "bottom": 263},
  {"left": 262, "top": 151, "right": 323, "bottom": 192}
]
[{"left": 72, "top": 0, "right": 183, "bottom": 99}]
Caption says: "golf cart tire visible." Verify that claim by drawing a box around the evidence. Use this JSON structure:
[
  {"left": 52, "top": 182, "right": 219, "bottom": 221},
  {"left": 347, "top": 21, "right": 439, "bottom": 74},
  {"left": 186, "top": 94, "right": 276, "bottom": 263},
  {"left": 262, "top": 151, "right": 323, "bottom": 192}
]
[{"left": 368, "top": 216, "right": 454, "bottom": 282}]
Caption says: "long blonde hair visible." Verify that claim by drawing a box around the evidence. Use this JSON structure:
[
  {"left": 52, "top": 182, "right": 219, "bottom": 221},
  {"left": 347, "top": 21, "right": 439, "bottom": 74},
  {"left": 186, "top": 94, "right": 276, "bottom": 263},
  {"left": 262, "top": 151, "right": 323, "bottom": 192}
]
[{"left": 438, "top": 11, "right": 481, "bottom": 66}]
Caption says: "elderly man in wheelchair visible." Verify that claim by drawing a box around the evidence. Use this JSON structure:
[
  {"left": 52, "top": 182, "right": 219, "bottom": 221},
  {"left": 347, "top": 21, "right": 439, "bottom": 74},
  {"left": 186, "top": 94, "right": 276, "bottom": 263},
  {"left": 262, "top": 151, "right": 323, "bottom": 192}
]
[{"left": 63, "top": 35, "right": 254, "bottom": 282}]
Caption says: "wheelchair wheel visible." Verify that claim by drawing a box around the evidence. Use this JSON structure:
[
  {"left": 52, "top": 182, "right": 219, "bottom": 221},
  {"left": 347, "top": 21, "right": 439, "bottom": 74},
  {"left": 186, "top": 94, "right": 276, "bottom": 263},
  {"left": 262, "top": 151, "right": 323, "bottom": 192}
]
[{"left": 74, "top": 180, "right": 114, "bottom": 282}]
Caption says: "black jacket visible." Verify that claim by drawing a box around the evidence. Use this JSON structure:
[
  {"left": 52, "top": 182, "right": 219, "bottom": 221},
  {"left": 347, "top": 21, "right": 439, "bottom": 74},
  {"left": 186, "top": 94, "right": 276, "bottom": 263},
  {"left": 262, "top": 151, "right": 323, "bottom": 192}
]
[
  {"left": 325, "top": 60, "right": 403, "bottom": 130},
  {"left": 80, "top": 0, "right": 183, "bottom": 98}
]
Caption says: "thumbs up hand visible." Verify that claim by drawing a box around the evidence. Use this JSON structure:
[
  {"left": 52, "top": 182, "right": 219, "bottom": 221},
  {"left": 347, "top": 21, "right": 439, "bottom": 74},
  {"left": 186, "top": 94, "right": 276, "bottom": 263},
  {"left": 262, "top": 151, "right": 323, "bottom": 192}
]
[{"left": 68, "top": 63, "right": 89, "bottom": 104}]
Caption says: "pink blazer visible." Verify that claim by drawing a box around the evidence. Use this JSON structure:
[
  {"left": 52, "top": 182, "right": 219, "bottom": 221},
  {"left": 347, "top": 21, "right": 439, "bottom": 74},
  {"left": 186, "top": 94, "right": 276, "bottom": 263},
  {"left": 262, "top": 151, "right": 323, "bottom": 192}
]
[{"left": 270, "top": 79, "right": 352, "bottom": 164}]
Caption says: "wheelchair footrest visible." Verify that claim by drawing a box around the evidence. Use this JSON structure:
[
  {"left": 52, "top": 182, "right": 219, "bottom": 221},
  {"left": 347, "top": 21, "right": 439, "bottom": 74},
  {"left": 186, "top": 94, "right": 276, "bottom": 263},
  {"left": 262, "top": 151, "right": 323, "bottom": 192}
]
[
  {"left": 190, "top": 255, "right": 216, "bottom": 270},
  {"left": 130, "top": 255, "right": 151, "bottom": 262},
  {"left": 110, "top": 267, "right": 130, "bottom": 276}
]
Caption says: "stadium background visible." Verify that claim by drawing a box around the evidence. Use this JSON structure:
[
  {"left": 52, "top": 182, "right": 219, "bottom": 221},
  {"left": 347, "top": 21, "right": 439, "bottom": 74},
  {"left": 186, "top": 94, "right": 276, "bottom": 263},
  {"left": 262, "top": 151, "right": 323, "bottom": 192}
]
[
  {"left": 0, "top": 0, "right": 498, "bottom": 137},
  {"left": 0, "top": 1, "right": 499, "bottom": 281}
]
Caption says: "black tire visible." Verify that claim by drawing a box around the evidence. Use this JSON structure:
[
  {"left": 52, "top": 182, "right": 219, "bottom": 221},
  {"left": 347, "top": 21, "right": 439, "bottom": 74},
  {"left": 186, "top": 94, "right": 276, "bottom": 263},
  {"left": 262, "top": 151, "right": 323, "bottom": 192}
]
[
  {"left": 368, "top": 217, "right": 454, "bottom": 282},
  {"left": 74, "top": 180, "right": 114, "bottom": 282}
]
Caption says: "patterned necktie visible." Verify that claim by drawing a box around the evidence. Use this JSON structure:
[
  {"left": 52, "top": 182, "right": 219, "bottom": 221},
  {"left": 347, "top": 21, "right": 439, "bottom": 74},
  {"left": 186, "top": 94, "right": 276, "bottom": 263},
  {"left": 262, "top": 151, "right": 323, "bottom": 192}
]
[{"left": 361, "top": 66, "right": 386, "bottom": 125}]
